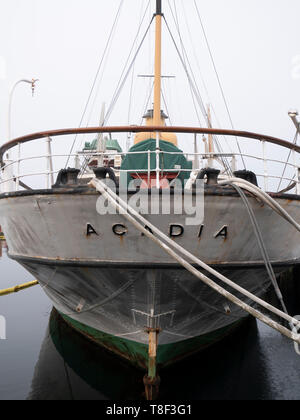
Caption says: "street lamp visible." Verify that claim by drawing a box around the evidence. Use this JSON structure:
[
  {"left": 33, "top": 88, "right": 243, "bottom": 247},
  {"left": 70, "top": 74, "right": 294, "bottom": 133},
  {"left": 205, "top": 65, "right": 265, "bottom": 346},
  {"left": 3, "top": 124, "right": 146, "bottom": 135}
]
[
  {"left": 8, "top": 78, "right": 39, "bottom": 142},
  {"left": 288, "top": 109, "right": 300, "bottom": 133}
]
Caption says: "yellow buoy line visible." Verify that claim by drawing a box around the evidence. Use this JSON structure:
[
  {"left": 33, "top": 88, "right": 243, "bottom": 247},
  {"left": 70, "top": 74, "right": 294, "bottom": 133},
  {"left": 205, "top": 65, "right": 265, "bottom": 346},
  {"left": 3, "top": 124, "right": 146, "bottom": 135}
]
[{"left": 0, "top": 280, "right": 39, "bottom": 297}]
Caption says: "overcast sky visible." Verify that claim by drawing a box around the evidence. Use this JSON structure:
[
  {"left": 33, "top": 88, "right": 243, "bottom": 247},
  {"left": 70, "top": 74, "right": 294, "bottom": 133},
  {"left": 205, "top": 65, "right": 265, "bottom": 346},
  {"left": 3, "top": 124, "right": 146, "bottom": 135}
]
[{"left": 0, "top": 0, "right": 300, "bottom": 180}]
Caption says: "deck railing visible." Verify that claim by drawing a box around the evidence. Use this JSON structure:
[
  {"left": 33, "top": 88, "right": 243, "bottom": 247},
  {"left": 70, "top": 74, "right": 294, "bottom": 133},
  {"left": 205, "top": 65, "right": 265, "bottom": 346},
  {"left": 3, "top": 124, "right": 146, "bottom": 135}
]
[{"left": 0, "top": 126, "right": 299, "bottom": 195}]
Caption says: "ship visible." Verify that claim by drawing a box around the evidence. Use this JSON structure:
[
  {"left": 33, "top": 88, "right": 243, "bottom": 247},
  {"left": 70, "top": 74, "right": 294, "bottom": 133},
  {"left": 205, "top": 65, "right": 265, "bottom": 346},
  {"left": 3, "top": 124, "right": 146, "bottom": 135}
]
[{"left": 1, "top": 0, "right": 300, "bottom": 399}]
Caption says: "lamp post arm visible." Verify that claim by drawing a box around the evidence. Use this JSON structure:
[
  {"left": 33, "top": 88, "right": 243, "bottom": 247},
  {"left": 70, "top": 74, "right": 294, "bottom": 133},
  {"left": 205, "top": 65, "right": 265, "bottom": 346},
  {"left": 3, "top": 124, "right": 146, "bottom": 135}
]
[{"left": 8, "top": 79, "right": 38, "bottom": 142}]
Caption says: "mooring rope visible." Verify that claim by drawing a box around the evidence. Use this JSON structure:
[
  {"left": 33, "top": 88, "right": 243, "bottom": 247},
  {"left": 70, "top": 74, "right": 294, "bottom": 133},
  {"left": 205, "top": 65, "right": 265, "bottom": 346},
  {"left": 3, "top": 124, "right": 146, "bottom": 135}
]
[
  {"left": 230, "top": 183, "right": 289, "bottom": 315},
  {"left": 218, "top": 177, "right": 300, "bottom": 232},
  {"left": 90, "top": 178, "right": 300, "bottom": 344}
]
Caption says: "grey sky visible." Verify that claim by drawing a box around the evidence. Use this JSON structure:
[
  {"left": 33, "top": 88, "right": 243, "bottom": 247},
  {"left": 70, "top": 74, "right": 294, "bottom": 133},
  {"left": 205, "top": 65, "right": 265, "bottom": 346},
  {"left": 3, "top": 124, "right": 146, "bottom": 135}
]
[{"left": 0, "top": 0, "right": 299, "bottom": 174}]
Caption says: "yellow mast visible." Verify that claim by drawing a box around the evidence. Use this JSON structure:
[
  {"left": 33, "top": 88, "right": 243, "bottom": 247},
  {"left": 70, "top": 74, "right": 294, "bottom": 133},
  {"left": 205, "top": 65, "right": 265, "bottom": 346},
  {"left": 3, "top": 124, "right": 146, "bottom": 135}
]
[
  {"left": 153, "top": 0, "right": 162, "bottom": 126},
  {"left": 153, "top": 0, "right": 163, "bottom": 188},
  {"left": 134, "top": 0, "right": 177, "bottom": 146}
]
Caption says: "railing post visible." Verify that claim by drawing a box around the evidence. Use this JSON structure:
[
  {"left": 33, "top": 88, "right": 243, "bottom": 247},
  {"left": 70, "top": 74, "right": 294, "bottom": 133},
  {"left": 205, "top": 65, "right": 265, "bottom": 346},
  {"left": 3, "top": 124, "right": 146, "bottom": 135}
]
[
  {"left": 148, "top": 150, "right": 151, "bottom": 187},
  {"left": 193, "top": 133, "right": 199, "bottom": 170},
  {"left": 45, "top": 139, "right": 49, "bottom": 189},
  {"left": 1, "top": 159, "right": 14, "bottom": 193},
  {"left": 46, "top": 137, "right": 54, "bottom": 189},
  {"left": 262, "top": 140, "right": 268, "bottom": 192},
  {"left": 16, "top": 143, "right": 21, "bottom": 191},
  {"left": 156, "top": 132, "right": 160, "bottom": 189},
  {"left": 74, "top": 154, "right": 80, "bottom": 170},
  {"left": 231, "top": 155, "right": 237, "bottom": 173}
]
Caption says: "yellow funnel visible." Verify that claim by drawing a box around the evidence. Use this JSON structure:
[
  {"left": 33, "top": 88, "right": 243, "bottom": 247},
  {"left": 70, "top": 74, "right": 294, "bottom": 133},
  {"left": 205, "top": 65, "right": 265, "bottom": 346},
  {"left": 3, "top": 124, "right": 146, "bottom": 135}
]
[{"left": 134, "top": 110, "right": 178, "bottom": 146}]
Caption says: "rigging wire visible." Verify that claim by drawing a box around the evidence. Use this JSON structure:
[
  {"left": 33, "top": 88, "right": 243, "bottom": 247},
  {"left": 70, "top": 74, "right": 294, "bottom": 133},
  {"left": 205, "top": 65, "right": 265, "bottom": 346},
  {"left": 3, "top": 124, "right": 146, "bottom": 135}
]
[
  {"left": 173, "top": 3, "right": 234, "bottom": 173},
  {"left": 127, "top": 59, "right": 136, "bottom": 127},
  {"left": 193, "top": 0, "right": 246, "bottom": 169},
  {"left": 163, "top": 14, "right": 232, "bottom": 174},
  {"left": 139, "top": 81, "right": 155, "bottom": 125},
  {"left": 167, "top": 0, "right": 206, "bottom": 122},
  {"left": 126, "top": 67, "right": 135, "bottom": 152},
  {"left": 84, "top": 12, "right": 120, "bottom": 130},
  {"left": 181, "top": 0, "right": 211, "bottom": 105},
  {"left": 138, "top": 56, "right": 155, "bottom": 126},
  {"left": 78, "top": 14, "right": 121, "bottom": 153},
  {"left": 79, "top": 0, "right": 152, "bottom": 169},
  {"left": 180, "top": 0, "right": 234, "bottom": 154},
  {"left": 65, "top": 0, "right": 125, "bottom": 168},
  {"left": 166, "top": 1, "right": 231, "bottom": 173},
  {"left": 161, "top": 80, "right": 172, "bottom": 126},
  {"left": 104, "top": 3, "right": 152, "bottom": 125},
  {"left": 167, "top": 0, "right": 203, "bottom": 128},
  {"left": 126, "top": 0, "right": 148, "bottom": 152},
  {"left": 210, "top": 104, "right": 234, "bottom": 154},
  {"left": 277, "top": 131, "right": 299, "bottom": 192}
]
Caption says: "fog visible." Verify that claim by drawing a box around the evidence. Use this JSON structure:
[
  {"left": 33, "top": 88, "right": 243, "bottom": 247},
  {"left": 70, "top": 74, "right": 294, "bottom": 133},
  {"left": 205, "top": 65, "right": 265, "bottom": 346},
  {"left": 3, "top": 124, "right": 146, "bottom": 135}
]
[{"left": 0, "top": 0, "right": 300, "bottom": 187}]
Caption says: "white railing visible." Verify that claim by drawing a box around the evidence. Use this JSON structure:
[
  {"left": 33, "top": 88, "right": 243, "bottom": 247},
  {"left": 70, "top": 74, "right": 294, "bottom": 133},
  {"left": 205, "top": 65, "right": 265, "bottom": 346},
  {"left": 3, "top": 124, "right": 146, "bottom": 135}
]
[{"left": 0, "top": 129, "right": 299, "bottom": 195}]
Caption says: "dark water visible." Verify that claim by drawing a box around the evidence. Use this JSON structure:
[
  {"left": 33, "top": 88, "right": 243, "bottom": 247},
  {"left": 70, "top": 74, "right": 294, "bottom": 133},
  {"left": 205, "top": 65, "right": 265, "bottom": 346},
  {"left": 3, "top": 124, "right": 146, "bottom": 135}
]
[{"left": 0, "top": 245, "right": 300, "bottom": 401}]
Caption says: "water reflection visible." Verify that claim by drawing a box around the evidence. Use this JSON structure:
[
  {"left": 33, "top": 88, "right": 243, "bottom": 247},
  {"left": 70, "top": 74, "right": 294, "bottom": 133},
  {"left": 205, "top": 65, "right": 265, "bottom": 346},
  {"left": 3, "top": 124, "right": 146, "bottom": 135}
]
[
  {"left": 0, "top": 241, "right": 299, "bottom": 400},
  {"left": 27, "top": 308, "right": 299, "bottom": 401},
  {"left": 27, "top": 309, "right": 144, "bottom": 400}
]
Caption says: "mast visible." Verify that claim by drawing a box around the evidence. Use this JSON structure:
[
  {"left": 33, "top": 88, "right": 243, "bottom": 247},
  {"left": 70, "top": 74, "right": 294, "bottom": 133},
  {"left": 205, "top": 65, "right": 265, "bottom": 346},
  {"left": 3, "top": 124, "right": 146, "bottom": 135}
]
[
  {"left": 153, "top": 0, "right": 163, "bottom": 189},
  {"left": 153, "top": 0, "right": 163, "bottom": 126}
]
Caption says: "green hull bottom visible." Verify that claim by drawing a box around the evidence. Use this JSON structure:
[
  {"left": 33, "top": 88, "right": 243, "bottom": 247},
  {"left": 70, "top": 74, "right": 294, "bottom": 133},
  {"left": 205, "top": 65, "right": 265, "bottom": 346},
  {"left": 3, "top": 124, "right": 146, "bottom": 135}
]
[{"left": 60, "top": 313, "right": 247, "bottom": 370}]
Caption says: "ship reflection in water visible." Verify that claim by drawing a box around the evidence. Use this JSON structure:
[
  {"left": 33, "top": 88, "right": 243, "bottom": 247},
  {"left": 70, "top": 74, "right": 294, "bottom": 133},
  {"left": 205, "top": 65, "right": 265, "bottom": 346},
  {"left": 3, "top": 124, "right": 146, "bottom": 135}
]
[
  {"left": 1, "top": 240, "right": 299, "bottom": 400},
  {"left": 27, "top": 307, "right": 300, "bottom": 401}
]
